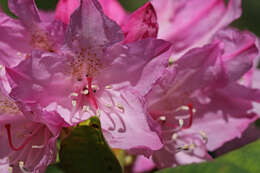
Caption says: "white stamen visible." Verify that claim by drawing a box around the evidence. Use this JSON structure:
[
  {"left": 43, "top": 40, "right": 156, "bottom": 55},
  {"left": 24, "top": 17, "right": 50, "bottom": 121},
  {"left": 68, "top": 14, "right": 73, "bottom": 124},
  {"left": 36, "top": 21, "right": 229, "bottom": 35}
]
[
  {"left": 96, "top": 109, "right": 101, "bottom": 117},
  {"left": 200, "top": 130, "right": 208, "bottom": 143},
  {"left": 159, "top": 116, "right": 166, "bottom": 121},
  {"left": 82, "top": 89, "right": 89, "bottom": 95},
  {"left": 32, "top": 145, "right": 44, "bottom": 149},
  {"left": 71, "top": 92, "right": 78, "bottom": 97},
  {"left": 189, "top": 143, "right": 196, "bottom": 150},
  {"left": 178, "top": 119, "right": 184, "bottom": 128},
  {"left": 176, "top": 105, "right": 189, "bottom": 111},
  {"left": 72, "top": 100, "right": 77, "bottom": 107},
  {"left": 105, "top": 85, "right": 112, "bottom": 89},
  {"left": 105, "top": 103, "right": 112, "bottom": 108},
  {"left": 19, "top": 161, "right": 32, "bottom": 173},
  {"left": 168, "top": 57, "right": 174, "bottom": 65},
  {"left": 91, "top": 84, "right": 99, "bottom": 90},
  {"left": 182, "top": 144, "right": 189, "bottom": 150},
  {"left": 82, "top": 105, "right": 90, "bottom": 112},
  {"left": 8, "top": 167, "right": 13, "bottom": 173},
  {"left": 192, "top": 108, "right": 196, "bottom": 113},
  {"left": 172, "top": 133, "right": 178, "bottom": 140},
  {"left": 116, "top": 103, "right": 125, "bottom": 113}
]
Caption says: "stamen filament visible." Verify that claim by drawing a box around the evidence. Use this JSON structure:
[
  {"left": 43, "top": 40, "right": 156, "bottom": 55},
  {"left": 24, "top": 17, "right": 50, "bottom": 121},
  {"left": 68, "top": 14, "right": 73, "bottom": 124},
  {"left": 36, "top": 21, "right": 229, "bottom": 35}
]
[
  {"left": 5, "top": 124, "right": 33, "bottom": 151},
  {"left": 87, "top": 77, "right": 98, "bottom": 110}
]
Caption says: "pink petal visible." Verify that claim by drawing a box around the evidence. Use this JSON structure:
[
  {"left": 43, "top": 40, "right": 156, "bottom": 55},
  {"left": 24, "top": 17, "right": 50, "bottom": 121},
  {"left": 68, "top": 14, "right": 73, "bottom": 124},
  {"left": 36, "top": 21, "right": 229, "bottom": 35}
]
[
  {"left": 66, "top": 0, "right": 124, "bottom": 48},
  {"left": 215, "top": 28, "right": 259, "bottom": 82},
  {"left": 133, "top": 155, "right": 155, "bottom": 173},
  {"left": 121, "top": 2, "right": 158, "bottom": 44},
  {"left": 100, "top": 89, "right": 162, "bottom": 151},
  {"left": 55, "top": 0, "right": 80, "bottom": 24},
  {"left": 188, "top": 111, "right": 258, "bottom": 151},
  {"left": 152, "top": 0, "right": 241, "bottom": 53},
  {"left": 8, "top": 0, "right": 41, "bottom": 27},
  {"left": 98, "top": 0, "right": 127, "bottom": 25},
  {"left": 0, "top": 11, "right": 31, "bottom": 67},
  {"left": 96, "top": 38, "right": 171, "bottom": 96}
]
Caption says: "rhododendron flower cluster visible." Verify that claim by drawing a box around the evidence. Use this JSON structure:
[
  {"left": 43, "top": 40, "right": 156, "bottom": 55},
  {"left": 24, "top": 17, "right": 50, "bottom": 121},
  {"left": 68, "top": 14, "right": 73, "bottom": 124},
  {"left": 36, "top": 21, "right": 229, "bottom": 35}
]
[{"left": 0, "top": 0, "right": 259, "bottom": 172}]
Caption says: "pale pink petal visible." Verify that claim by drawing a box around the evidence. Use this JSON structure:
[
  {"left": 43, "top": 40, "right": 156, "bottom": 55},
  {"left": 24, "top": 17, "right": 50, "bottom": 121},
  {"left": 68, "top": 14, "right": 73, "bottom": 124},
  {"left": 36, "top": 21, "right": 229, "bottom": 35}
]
[
  {"left": 55, "top": 0, "right": 80, "bottom": 24},
  {"left": 66, "top": 0, "right": 124, "bottom": 48},
  {"left": 100, "top": 89, "right": 162, "bottom": 151},
  {"left": 0, "top": 11, "right": 31, "bottom": 67},
  {"left": 215, "top": 29, "right": 259, "bottom": 82},
  {"left": 188, "top": 112, "right": 258, "bottom": 151},
  {"left": 96, "top": 38, "right": 171, "bottom": 96},
  {"left": 147, "top": 43, "right": 222, "bottom": 116},
  {"left": 121, "top": 2, "right": 158, "bottom": 44},
  {"left": 215, "top": 125, "right": 260, "bottom": 156},
  {"left": 133, "top": 155, "right": 155, "bottom": 173},
  {"left": 153, "top": 132, "right": 212, "bottom": 168},
  {"left": 0, "top": 158, "right": 9, "bottom": 173},
  {"left": 152, "top": 0, "right": 241, "bottom": 54},
  {"left": 99, "top": 0, "right": 127, "bottom": 25},
  {"left": 8, "top": 0, "right": 41, "bottom": 27}
]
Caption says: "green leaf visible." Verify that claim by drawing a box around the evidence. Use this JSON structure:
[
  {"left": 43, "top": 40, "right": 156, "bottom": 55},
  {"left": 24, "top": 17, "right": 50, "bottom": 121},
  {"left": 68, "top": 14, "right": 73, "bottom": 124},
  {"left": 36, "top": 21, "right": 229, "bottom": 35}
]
[
  {"left": 45, "top": 164, "right": 64, "bottom": 173},
  {"left": 59, "top": 116, "right": 122, "bottom": 173},
  {"left": 0, "top": 0, "right": 17, "bottom": 18},
  {"left": 156, "top": 139, "right": 260, "bottom": 173}
]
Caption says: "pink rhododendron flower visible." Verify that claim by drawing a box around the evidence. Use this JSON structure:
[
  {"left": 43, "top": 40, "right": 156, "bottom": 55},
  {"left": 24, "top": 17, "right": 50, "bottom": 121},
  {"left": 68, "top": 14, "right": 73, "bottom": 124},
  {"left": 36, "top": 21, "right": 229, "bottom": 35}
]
[
  {"left": 145, "top": 28, "right": 260, "bottom": 168},
  {"left": 151, "top": 0, "right": 242, "bottom": 57},
  {"left": 5, "top": 0, "right": 171, "bottom": 153},
  {"left": 0, "top": 89, "right": 66, "bottom": 173}
]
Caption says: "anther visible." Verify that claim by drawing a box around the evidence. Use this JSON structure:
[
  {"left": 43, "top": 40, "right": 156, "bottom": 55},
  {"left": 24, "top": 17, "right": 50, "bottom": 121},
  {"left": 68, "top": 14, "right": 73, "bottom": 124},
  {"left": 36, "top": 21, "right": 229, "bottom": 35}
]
[
  {"left": 105, "top": 85, "right": 112, "bottom": 89},
  {"left": 71, "top": 93, "right": 78, "bottom": 97},
  {"left": 82, "top": 105, "right": 90, "bottom": 112},
  {"left": 116, "top": 103, "right": 125, "bottom": 113},
  {"left": 178, "top": 119, "right": 184, "bottom": 128},
  {"left": 200, "top": 130, "right": 208, "bottom": 144},
  {"left": 172, "top": 133, "right": 178, "bottom": 140},
  {"left": 32, "top": 145, "right": 44, "bottom": 149},
  {"left": 72, "top": 100, "right": 77, "bottom": 107},
  {"left": 82, "top": 89, "right": 89, "bottom": 95},
  {"left": 105, "top": 103, "right": 112, "bottom": 108},
  {"left": 159, "top": 116, "right": 166, "bottom": 122}
]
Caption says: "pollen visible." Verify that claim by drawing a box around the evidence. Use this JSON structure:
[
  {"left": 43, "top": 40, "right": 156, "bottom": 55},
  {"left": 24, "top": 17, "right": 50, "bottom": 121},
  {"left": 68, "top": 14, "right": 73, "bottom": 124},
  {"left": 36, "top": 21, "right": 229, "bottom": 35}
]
[{"left": 0, "top": 93, "right": 21, "bottom": 114}]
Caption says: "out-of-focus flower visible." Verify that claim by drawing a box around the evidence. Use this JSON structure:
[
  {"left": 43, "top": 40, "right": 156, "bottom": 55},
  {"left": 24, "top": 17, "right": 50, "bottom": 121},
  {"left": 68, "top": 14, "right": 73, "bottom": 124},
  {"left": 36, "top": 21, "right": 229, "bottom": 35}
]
[
  {"left": 5, "top": 0, "right": 171, "bottom": 153},
  {"left": 151, "top": 0, "right": 242, "bottom": 57},
  {"left": 145, "top": 28, "right": 260, "bottom": 168}
]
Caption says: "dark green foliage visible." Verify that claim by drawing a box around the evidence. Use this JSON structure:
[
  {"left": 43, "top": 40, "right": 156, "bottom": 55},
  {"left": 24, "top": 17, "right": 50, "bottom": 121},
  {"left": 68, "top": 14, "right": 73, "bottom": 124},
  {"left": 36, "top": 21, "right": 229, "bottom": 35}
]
[
  {"left": 0, "top": 0, "right": 17, "bottom": 18},
  {"left": 156, "top": 139, "right": 260, "bottom": 173},
  {"left": 59, "top": 116, "right": 122, "bottom": 173}
]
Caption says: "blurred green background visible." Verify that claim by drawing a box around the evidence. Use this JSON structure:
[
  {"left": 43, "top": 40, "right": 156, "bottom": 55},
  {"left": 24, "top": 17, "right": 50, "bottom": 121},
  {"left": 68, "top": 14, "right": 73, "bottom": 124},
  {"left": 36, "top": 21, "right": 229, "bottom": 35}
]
[{"left": 35, "top": 0, "right": 260, "bottom": 37}]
